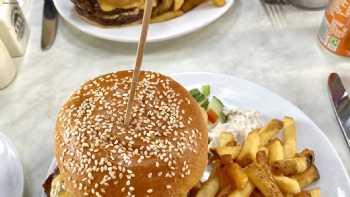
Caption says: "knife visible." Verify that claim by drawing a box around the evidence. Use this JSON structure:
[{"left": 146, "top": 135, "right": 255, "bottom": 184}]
[
  {"left": 328, "top": 73, "right": 350, "bottom": 148},
  {"left": 41, "top": 0, "right": 58, "bottom": 50}
]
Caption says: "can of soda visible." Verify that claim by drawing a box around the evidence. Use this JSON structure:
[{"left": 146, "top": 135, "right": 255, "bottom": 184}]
[{"left": 318, "top": 0, "right": 350, "bottom": 57}]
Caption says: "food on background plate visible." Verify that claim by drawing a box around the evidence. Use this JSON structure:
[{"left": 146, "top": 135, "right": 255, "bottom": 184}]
[
  {"left": 43, "top": 71, "right": 208, "bottom": 196},
  {"left": 71, "top": 0, "right": 225, "bottom": 26},
  {"left": 189, "top": 85, "right": 321, "bottom": 197}
]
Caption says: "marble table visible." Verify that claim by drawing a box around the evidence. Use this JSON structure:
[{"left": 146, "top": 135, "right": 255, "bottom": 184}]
[{"left": 0, "top": 0, "right": 350, "bottom": 196}]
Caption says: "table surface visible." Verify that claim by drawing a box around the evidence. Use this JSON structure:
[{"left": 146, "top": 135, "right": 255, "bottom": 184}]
[{"left": 1, "top": 0, "right": 350, "bottom": 196}]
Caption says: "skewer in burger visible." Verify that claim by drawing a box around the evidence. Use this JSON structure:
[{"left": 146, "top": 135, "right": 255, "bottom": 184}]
[{"left": 43, "top": 70, "right": 208, "bottom": 196}]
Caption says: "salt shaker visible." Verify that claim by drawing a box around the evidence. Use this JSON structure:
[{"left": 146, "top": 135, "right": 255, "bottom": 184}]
[
  {"left": 0, "top": 0, "right": 30, "bottom": 57},
  {"left": 0, "top": 39, "right": 16, "bottom": 89}
]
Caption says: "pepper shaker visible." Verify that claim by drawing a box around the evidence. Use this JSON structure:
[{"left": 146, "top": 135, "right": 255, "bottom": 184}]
[{"left": 0, "top": 0, "right": 30, "bottom": 57}]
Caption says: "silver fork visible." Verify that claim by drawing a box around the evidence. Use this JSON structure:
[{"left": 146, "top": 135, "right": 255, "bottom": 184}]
[{"left": 261, "top": 0, "right": 289, "bottom": 27}]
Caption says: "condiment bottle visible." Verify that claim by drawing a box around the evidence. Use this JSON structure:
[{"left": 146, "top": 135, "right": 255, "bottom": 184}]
[
  {"left": 0, "top": 0, "right": 30, "bottom": 57},
  {"left": 0, "top": 39, "right": 16, "bottom": 89},
  {"left": 318, "top": 0, "right": 350, "bottom": 57}
]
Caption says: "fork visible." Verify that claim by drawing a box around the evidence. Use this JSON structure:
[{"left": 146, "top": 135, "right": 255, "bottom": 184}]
[{"left": 261, "top": 0, "right": 289, "bottom": 27}]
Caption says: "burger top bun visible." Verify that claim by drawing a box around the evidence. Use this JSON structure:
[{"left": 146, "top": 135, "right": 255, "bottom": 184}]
[{"left": 55, "top": 71, "right": 208, "bottom": 197}]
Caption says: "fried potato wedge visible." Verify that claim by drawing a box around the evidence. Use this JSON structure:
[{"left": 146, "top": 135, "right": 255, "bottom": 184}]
[
  {"left": 212, "top": 0, "right": 225, "bottom": 7},
  {"left": 259, "top": 119, "right": 283, "bottom": 146},
  {"left": 245, "top": 163, "right": 283, "bottom": 197},
  {"left": 153, "top": 0, "right": 174, "bottom": 15},
  {"left": 291, "top": 165, "right": 320, "bottom": 188},
  {"left": 151, "top": 11, "right": 184, "bottom": 23},
  {"left": 283, "top": 117, "right": 297, "bottom": 158},
  {"left": 268, "top": 139, "right": 284, "bottom": 164},
  {"left": 271, "top": 156, "right": 311, "bottom": 176},
  {"left": 296, "top": 149, "right": 315, "bottom": 163},
  {"left": 228, "top": 181, "right": 254, "bottom": 197},
  {"left": 174, "top": 0, "right": 184, "bottom": 10},
  {"left": 212, "top": 146, "right": 241, "bottom": 161},
  {"left": 237, "top": 130, "right": 260, "bottom": 167},
  {"left": 273, "top": 175, "right": 301, "bottom": 194},
  {"left": 225, "top": 163, "right": 249, "bottom": 189},
  {"left": 250, "top": 189, "right": 264, "bottom": 197},
  {"left": 216, "top": 185, "right": 232, "bottom": 197},
  {"left": 195, "top": 177, "right": 220, "bottom": 197},
  {"left": 182, "top": 0, "right": 205, "bottom": 12},
  {"left": 219, "top": 132, "right": 237, "bottom": 147},
  {"left": 294, "top": 188, "right": 320, "bottom": 197}
]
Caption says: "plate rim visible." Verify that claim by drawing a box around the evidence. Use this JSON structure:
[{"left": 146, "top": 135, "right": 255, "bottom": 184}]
[{"left": 52, "top": 0, "right": 234, "bottom": 43}]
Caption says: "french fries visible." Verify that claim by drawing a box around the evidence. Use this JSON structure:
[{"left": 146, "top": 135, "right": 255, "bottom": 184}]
[
  {"left": 152, "top": 0, "right": 174, "bottom": 16},
  {"left": 174, "top": 0, "right": 184, "bottom": 10},
  {"left": 151, "top": 11, "right": 184, "bottom": 23},
  {"left": 294, "top": 188, "right": 320, "bottom": 197},
  {"left": 271, "top": 157, "right": 311, "bottom": 176},
  {"left": 245, "top": 163, "right": 283, "bottom": 197},
  {"left": 283, "top": 117, "right": 297, "bottom": 159},
  {"left": 256, "top": 150, "right": 269, "bottom": 171},
  {"left": 259, "top": 119, "right": 283, "bottom": 146},
  {"left": 181, "top": 0, "right": 206, "bottom": 11},
  {"left": 237, "top": 130, "right": 260, "bottom": 166},
  {"left": 195, "top": 177, "right": 220, "bottom": 197},
  {"left": 212, "top": 0, "right": 225, "bottom": 7},
  {"left": 211, "top": 146, "right": 241, "bottom": 161},
  {"left": 268, "top": 139, "right": 284, "bottom": 164},
  {"left": 291, "top": 165, "right": 320, "bottom": 188},
  {"left": 227, "top": 182, "right": 254, "bottom": 197},
  {"left": 194, "top": 117, "right": 320, "bottom": 197},
  {"left": 219, "top": 132, "right": 237, "bottom": 147},
  {"left": 297, "top": 149, "right": 315, "bottom": 163},
  {"left": 250, "top": 189, "right": 264, "bottom": 197},
  {"left": 216, "top": 185, "right": 232, "bottom": 197},
  {"left": 273, "top": 176, "right": 301, "bottom": 194},
  {"left": 225, "top": 163, "right": 249, "bottom": 189}
]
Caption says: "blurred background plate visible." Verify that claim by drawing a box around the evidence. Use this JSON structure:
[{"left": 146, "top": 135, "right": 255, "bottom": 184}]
[
  {"left": 0, "top": 132, "right": 24, "bottom": 197},
  {"left": 53, "top": 0, "right": 234, "bottom": 42}
]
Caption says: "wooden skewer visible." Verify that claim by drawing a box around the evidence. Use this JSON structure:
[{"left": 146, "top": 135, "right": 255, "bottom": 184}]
[{"left": 124, "top": 0, "right": 153, "bottom": 125}]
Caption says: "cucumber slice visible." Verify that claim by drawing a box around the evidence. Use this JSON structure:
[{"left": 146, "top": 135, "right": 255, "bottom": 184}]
[
  {"left": 201, "top": 85, "right": 211, "bottom": 97},
  {"left": 208, "top": 96, "right": 224, "bottom": 114},
  {"left": 207, "top": 96, "right": 227, "bottom": 123}
]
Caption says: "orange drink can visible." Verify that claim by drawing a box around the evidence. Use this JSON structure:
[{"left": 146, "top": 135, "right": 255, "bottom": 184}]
[{"left": 318, "top": 0, "right": 350, "bottom": 57}]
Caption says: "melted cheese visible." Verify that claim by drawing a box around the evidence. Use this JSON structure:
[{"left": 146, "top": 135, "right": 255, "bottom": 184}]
[
  {"left": 50, "top": 175, "right": 74, "bottom": 197},
  {"left": 97, "top": 0, "right": 144, "bottom": 11}
]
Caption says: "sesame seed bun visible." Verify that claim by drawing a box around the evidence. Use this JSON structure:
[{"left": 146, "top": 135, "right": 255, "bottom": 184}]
[{"left": 55, "top": 71, "right": 208, "bottom": 197}]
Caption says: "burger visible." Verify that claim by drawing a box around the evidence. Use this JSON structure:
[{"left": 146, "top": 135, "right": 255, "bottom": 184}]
[
  {"left": 43, "top": 70, "right": 208, "bottom": 196},
  {"left": 70, "top": 0, "right": 147, "bottom": 26}
]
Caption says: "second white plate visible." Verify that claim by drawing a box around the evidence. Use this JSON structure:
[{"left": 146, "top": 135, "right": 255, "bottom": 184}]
[{"left": 53, "top": 0, "right": 234, "bottom": 42}]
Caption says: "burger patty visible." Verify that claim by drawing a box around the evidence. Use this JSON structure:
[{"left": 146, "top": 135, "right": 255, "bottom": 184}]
[{"left": 71, "top": 0, "right": 143, "bottom": 26}]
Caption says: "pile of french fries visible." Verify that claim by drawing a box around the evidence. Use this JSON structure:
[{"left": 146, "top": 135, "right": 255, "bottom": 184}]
[
  {"left": 151, "top": 0, "right": 225, "bottom": 23},
  {"left": 191, "top": 117, "right": 321, "bottom": 197}
]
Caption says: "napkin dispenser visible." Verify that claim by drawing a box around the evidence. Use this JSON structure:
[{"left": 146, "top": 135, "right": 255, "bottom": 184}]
[{"left": 0, "top": 0, "right": 30, "bottom": 57}]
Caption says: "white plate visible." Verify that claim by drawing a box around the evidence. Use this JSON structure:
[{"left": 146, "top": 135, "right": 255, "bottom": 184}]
[
  {"left": 52, "top": 0, "right": 234, "bottom": 42},
  {"left": 0, "top": 132, "right": 24, "bottom": 197},
  {"left": 43, "top": 72, "right": 350, "bottom": 196}
]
